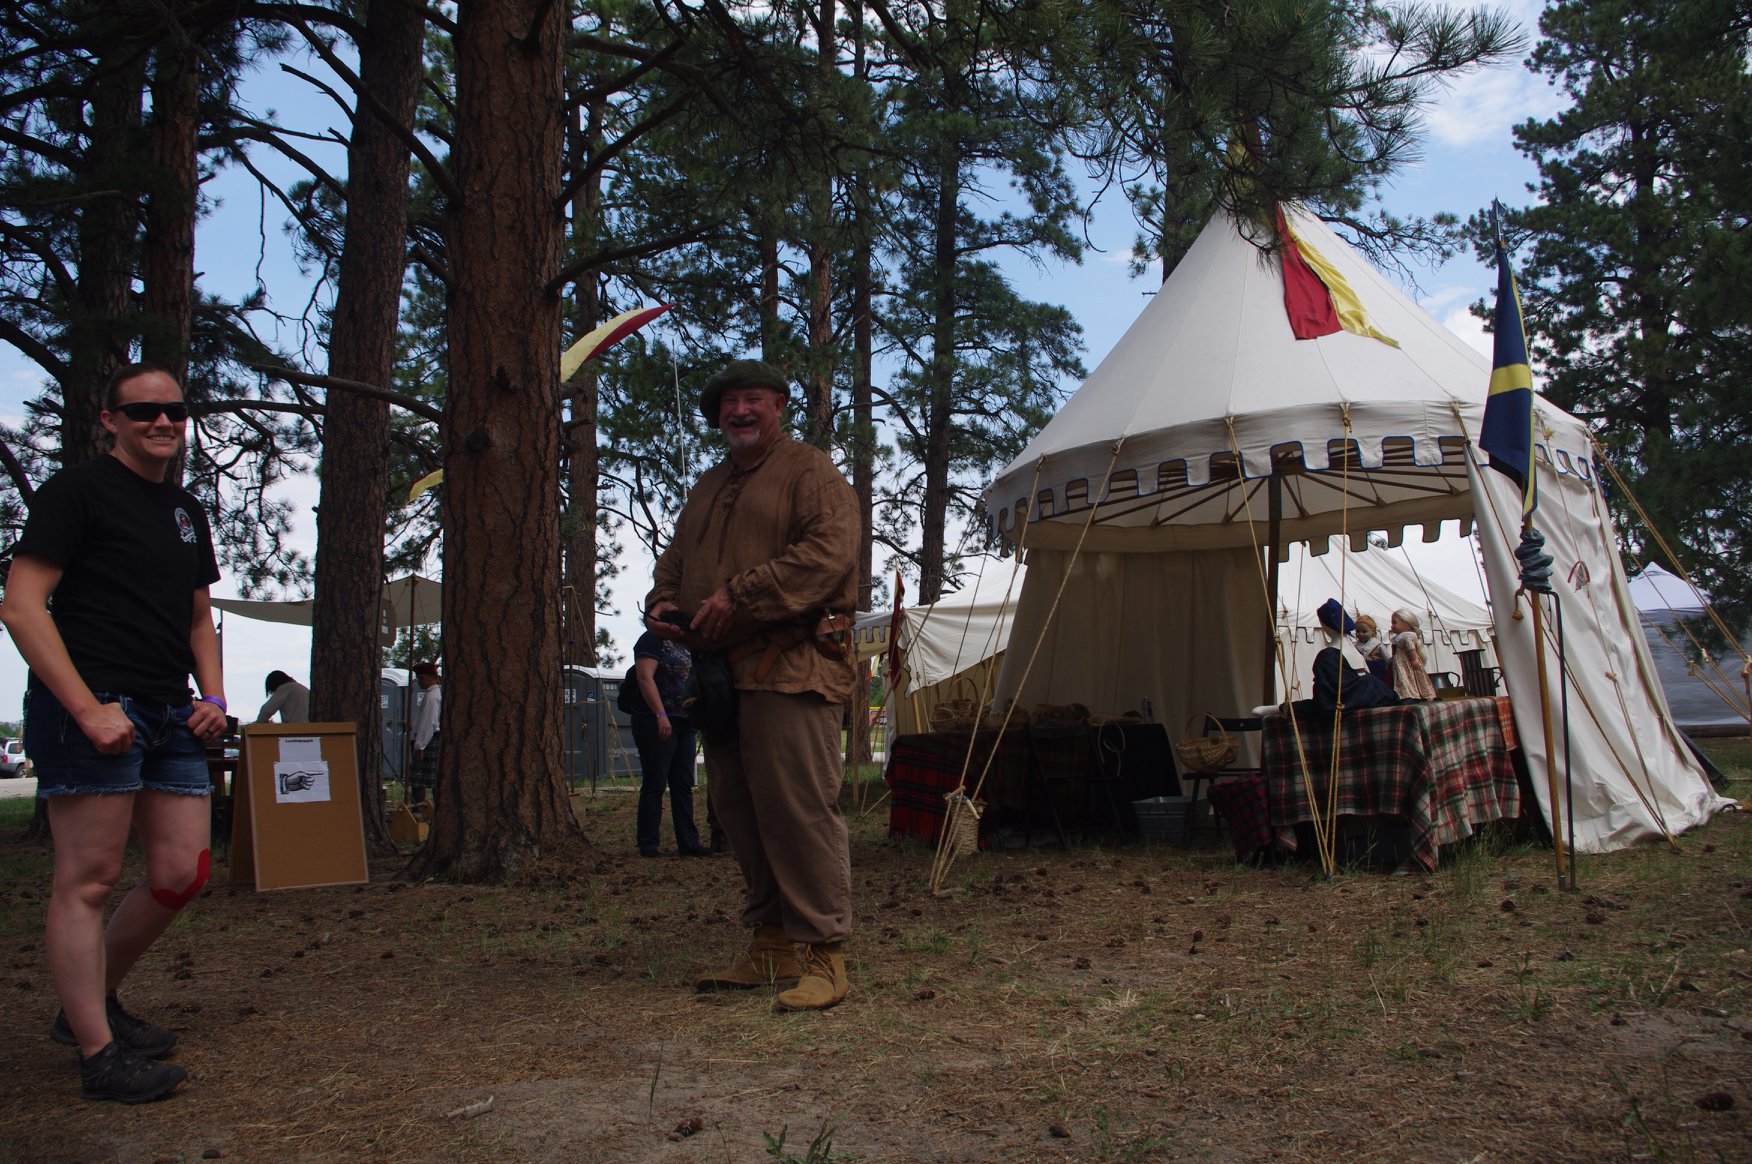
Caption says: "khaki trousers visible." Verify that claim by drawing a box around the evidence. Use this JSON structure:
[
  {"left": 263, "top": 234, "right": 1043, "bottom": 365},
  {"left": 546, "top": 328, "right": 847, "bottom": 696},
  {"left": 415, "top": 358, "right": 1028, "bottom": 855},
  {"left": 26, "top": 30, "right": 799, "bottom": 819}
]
[{"left": 703, "top": 690, "right": 851, "bottom": 944}]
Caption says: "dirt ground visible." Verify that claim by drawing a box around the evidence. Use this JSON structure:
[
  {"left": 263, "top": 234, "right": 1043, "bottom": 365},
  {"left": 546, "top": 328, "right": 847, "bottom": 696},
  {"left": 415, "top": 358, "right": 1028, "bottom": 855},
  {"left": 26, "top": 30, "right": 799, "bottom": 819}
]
[{"left": 0, "top": 775, "right": 1748, "bottom": 1164}]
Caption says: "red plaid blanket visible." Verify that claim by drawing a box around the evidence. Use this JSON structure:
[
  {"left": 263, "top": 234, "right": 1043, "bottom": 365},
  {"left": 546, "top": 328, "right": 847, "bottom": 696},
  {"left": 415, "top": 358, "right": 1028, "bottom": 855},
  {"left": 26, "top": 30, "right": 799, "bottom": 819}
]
[
  {"left": 1263, "top": 696, "right": 1519, "bottom": 871},
  {"left": 885, "top": 729, "right": 1030, "bottom": 844}
]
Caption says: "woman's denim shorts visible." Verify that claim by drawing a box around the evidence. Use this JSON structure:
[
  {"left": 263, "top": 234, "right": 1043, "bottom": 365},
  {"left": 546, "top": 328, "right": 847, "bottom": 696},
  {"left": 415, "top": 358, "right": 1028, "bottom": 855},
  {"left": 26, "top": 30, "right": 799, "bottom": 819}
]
[{"left": 25, "top": 686, "right": 212, "bottom": 798}]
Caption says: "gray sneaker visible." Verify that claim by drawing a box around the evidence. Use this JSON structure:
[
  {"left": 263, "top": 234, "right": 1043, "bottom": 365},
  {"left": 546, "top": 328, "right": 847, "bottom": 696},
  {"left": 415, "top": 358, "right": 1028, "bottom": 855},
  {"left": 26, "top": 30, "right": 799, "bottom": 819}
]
[
  {"left": 79, "top": 1040, "right": 187, "bottom": 1103},
  {"left": 51, "top": 994, "right": 178, "bottom": 1059}
]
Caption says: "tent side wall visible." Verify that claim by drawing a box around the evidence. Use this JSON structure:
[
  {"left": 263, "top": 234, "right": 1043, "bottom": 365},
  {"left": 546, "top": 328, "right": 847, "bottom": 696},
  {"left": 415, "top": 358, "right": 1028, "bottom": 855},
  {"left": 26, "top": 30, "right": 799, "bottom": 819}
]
[
  {"left": 1467, "top": 417, "right": 1729, "bottom": 852},
  {"left": 994, "top": 545, "right": 1267, "bottom": 753}
]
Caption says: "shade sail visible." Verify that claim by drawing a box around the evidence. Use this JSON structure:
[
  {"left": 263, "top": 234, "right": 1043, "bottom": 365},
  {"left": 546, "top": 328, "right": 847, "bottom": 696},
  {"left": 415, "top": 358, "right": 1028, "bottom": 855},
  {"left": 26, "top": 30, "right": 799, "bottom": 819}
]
[{"left": 211, "top": 575, "right": 443, "bottom": 629}]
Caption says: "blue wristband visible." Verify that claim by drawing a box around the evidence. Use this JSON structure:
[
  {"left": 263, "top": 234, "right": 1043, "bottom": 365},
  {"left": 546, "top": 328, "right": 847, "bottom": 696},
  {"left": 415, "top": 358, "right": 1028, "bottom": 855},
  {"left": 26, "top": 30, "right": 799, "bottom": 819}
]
[{"left": 200, "top": 695, "right": 227, "bottom": 713}]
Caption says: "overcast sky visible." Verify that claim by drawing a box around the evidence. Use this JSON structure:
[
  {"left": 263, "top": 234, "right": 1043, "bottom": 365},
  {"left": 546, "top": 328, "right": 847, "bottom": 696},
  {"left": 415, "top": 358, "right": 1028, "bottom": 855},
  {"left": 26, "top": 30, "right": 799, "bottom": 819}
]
[{"left": 0, "top": 1, "right": 1565, "bottom": 718}]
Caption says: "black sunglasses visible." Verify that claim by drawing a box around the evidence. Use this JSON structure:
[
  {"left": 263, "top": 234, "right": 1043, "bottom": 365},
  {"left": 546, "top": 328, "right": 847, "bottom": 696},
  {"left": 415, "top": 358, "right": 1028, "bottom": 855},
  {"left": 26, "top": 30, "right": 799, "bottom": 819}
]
[{"left": 110, "top": 401, "right": 190, "bottom": 423}]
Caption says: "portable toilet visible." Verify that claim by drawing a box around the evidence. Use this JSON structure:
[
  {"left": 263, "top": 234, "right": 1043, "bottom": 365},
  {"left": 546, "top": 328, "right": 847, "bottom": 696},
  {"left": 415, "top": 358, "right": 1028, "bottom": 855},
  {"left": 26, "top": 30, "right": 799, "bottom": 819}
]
[{"left": 562, "top": 665, "right": 640, "bottom": 785}]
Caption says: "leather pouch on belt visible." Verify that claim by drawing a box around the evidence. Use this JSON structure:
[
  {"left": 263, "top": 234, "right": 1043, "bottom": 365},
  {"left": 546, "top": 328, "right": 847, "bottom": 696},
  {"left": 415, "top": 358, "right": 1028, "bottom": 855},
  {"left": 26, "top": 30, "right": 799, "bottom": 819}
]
[{"left": 814, "top": 613, "right": 853, "bottom": 661}]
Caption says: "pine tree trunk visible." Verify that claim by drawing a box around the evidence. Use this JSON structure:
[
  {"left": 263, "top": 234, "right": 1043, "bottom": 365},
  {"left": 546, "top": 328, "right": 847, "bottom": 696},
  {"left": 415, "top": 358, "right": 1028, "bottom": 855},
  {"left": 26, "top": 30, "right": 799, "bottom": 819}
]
[
  {"left": 65, "top": 48, "right": 146, "bottom": 466},
  {"left": 563, "top": 94, "right": 606, "bottom": 670},
  {"left": 416, "top": 0, "right": 582, "bottom": 882},
  {"left": 140, "top": 36, "right": 199, "bottom": 380},
  {"left": 803, "top": 0, "right": 837, "bottom": 449},
  {"left": 311, "top": 0, "right": 426, "bottom": 854},
  {"left": 919, "top": 139, "right": 960, "bottom": 604},
  {"left": 30, "top": 44, "right": 150, "bottom": 844}
]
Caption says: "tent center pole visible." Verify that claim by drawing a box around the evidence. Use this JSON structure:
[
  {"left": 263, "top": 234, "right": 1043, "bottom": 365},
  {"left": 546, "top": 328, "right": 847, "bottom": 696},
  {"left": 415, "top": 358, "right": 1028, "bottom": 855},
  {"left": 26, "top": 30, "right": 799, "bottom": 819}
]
[{"left": 1264, "top": 472, "right": 1283, "bottom": 707}]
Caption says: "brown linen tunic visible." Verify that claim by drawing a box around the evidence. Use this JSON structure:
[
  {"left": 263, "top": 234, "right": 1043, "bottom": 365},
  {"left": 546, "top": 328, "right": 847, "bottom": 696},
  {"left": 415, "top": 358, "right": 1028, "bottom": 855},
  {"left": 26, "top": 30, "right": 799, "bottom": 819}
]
[{"left": 646, "top": 435, "right": 859, "bottom": 702}]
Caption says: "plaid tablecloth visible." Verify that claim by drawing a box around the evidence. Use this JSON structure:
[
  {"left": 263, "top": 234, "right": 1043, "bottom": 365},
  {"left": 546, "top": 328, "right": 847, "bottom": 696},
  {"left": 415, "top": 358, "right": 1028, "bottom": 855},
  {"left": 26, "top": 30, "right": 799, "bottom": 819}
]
[
  {"left": 884, "top": 728, "right": 1029, "bottom": 844},
  {"left": 1262, "top": 696, "right": 1519, "bottom": 871},
  {"left": 885, "top": 722, "right": 1180, "bottom": 843}
]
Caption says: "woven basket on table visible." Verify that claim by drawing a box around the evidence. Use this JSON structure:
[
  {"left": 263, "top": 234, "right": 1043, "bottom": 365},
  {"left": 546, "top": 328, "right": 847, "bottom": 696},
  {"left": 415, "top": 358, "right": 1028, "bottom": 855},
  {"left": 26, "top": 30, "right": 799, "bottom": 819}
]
[
  {"left": 929, "top": 676, "right": 984, "bottom": 732},
  {"left": 1175, "top": 713, "right": 1238, "bottom": 774}
]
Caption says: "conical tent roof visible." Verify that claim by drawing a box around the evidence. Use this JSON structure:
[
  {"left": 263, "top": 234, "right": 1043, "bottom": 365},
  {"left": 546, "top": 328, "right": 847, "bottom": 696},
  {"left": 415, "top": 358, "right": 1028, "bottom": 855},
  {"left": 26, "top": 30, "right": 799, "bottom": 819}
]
[{"left": 984, "top": 206, "right": 1495, "bottom": 553}]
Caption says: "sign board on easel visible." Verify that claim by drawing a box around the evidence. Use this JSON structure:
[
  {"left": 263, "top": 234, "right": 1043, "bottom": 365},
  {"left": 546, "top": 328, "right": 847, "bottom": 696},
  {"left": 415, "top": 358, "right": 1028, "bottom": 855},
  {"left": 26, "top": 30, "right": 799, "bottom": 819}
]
[{"left": 230, "top": 722, "right": 369, "bottom": 891}]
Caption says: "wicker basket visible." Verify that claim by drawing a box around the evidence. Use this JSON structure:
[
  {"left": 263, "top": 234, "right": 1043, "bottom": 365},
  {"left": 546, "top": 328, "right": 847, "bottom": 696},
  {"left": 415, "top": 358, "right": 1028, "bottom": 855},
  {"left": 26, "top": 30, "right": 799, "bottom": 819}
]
[
  {"left": 929, "top": 677, "right": 984, "bottom": 732},
  {"left": 941, "top": 791, "right": 984, "bottom": 856},
  {"left": 1175, "top": 713, "right": 1238, "bottom": 774}
]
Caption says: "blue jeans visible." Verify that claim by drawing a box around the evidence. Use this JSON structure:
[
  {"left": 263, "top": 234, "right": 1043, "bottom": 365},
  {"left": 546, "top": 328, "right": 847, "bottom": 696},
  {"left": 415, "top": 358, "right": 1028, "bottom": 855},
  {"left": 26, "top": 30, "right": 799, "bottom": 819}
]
[
  {"left": 631, "top": 713, "right": 701, "bottom": 853},
  {"left": 25, "top": 686, "right": 212, "bottom": 798}
]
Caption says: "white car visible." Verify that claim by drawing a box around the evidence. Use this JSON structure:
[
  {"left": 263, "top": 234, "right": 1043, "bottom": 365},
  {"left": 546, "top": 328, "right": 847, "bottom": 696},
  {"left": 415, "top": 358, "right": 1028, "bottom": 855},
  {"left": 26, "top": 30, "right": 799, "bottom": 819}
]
[{"left": 0, "top": 739, "right": 26, "bottom": 778}]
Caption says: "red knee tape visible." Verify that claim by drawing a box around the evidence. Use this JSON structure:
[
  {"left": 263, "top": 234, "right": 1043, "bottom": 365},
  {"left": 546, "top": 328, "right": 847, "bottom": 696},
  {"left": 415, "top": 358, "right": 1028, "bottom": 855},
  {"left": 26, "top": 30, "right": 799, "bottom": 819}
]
[{"left": 151, "top": 849, "right": 210, "bottom": 910}]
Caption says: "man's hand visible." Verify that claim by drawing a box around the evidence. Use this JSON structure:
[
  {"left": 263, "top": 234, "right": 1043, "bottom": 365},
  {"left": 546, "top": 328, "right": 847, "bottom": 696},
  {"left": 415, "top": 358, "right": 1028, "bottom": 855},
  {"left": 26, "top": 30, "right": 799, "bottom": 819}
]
[
  {"left": 692, "top": 587, "right": 734, "bottom": 640},
  {"left": 644, "top": 601, "right": 686, "bottom": 641},
  {"left": 656, "top": 715, "right": 673, "bottom": 742},
  {"left": 188, "top": 699, "right": 228, "bottom": 741},
  {"left": 75, "top": 703, "right": 135, "bottom": 756}
]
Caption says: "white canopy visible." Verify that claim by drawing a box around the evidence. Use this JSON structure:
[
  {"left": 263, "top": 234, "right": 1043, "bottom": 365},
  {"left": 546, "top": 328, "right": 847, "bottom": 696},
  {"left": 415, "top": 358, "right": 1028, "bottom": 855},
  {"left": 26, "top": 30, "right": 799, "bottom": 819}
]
[
  {"left": 1627, "top": 565, "right": 1751, "bottom": 730},
  {"left": 1627, "top": 563, "right": 1707, "bottom": 616},
  {"left": 211, "top": 575, "right": 443, "bottom": 631},
  {"left": 985, "top": 207, "right": 1729, "bottom": 854}
]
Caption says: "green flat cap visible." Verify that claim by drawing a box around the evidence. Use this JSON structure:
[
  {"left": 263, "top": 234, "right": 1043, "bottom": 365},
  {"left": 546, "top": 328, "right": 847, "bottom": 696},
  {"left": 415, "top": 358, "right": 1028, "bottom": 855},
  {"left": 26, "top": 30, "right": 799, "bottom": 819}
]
[{"left": 700, "top": 359, "right": 789, "bottom": 428}]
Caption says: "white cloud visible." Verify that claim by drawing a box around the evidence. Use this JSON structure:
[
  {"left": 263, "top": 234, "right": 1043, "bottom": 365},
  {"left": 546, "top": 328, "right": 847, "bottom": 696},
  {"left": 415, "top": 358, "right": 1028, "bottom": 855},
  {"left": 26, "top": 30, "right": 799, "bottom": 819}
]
[
  {"left": 1441, "top": 304, "right": 1494, "bottom": 360},
  {"left": 1420, "top": 1, "right": 1568, "bottom": 150}
]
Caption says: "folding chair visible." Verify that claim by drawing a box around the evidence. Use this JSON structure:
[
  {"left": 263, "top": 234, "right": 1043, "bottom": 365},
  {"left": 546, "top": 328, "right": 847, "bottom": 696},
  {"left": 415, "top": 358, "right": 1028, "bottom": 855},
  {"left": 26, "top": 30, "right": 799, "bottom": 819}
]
[{"left": 1185, "top": 716, "right": 1263, "bottom": 846}]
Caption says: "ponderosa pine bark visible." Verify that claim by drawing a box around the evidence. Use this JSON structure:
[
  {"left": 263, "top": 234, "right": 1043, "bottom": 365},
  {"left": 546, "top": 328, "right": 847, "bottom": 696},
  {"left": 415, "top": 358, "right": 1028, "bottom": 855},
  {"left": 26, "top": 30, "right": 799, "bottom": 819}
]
[
  {"left": 310, "top": 0, "right": 426, "bottom": 852},
  {"left": 416, "top": 0, "right": 582, "bottom": 881},
  {"left": 140, "top": 34, "right": 198, "bottom": 380}
]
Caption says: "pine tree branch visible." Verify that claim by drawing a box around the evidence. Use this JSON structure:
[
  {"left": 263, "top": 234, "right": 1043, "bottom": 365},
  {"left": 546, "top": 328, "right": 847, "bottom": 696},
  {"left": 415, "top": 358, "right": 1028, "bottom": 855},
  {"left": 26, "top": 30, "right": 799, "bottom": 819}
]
[{"left": 246, "top": 363, "right": 443, "bottom": 423}]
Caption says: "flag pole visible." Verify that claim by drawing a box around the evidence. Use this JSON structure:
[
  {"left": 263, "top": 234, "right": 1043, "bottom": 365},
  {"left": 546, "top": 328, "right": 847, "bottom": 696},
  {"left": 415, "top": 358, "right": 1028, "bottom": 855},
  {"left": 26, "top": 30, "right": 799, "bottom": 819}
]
[
  {"left": 1484, "top": 203, "right": 1567, "bottom": 889},
  {"left": 1523, "top": 543, "right": 1568, "bottom": 888}
]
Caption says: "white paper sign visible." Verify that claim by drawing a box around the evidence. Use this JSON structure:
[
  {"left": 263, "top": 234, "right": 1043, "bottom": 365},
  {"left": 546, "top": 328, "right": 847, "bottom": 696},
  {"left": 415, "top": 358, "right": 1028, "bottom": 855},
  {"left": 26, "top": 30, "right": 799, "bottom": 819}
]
[
  {"left": 278, "top": 737, "right": 323, "bottom": 763},
  {"left": 273, "top": 760, "right": 331, "bottom": 804}
]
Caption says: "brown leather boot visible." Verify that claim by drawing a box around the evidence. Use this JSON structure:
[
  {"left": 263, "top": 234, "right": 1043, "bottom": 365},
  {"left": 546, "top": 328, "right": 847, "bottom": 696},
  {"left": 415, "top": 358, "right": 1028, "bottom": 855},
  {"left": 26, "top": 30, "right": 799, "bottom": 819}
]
[
  {"left": 693, "top": 924, "right": 800, "bottom": 991},
  {"left": 774, "top": 941, "right": 849, "bottom": 1011}
]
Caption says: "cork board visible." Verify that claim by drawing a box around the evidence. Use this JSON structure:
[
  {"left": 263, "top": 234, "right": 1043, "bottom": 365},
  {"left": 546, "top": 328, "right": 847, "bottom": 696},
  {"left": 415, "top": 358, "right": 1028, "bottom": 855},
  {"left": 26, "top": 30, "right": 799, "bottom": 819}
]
[{"left": 230, "top": 722, "right": 368, "bottom": 891}]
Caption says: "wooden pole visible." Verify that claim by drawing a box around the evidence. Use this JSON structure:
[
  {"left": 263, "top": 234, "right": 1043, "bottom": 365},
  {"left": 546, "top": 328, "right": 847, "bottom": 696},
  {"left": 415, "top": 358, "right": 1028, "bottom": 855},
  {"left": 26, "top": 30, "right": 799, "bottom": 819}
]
[
  {"left": 1526, "top": 582, "right": 1568, "bottom": 888},
  {"left": 1265, "top": 471, "right": 1283, "bottom": 706}
]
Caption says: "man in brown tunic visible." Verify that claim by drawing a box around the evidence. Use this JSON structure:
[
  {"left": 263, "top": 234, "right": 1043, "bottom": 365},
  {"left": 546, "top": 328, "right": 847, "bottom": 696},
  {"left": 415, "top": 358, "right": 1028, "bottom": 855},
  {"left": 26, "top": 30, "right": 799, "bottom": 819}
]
[{"left": 643, "top": 359, "right": 859, "bottom": 1011}]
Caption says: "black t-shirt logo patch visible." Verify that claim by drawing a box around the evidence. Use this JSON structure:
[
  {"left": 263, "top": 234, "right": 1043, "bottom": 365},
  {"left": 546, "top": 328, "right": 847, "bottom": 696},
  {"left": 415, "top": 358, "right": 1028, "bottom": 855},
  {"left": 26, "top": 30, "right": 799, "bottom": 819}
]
[{"left": 175, "top": 508, "right": 197, "bottom": 544}]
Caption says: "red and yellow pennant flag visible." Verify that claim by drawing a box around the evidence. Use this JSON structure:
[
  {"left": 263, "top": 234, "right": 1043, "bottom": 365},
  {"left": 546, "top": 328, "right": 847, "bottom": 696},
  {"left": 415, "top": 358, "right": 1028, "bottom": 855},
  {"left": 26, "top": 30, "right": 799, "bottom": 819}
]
[
  {"left": 1277, "top": 210, "right": 1398, "bottom": 348},
  {"left": 408, "top": 303, "right": 675, "bottom": 502},
  {"left": 560, "top": 303, "right": 674, "bottom": 381}
]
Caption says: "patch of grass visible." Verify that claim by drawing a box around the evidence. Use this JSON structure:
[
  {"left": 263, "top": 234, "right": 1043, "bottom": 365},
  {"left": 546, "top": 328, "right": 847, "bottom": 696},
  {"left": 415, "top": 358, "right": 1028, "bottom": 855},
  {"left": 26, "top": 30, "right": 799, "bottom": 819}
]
[
  {"left": 0, "top": 796, "right": 38, "bottom": 830},
  {"left": 764, "top": 1117, "right": 843, "bottom": 1164},
  {"left": 1089, "top": 1108, "right": 1184, "bottom": 1161},
  {"left": 1694, "top": 736, "right": 1751, "bottom": 785}
]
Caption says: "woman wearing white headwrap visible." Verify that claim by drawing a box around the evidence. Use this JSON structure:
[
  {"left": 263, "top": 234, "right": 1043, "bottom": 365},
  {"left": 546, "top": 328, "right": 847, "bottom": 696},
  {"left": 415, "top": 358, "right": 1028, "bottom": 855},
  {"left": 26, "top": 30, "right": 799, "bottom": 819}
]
[{"left": 1389, "top": 608, "right": 1437, "bottom": 701}]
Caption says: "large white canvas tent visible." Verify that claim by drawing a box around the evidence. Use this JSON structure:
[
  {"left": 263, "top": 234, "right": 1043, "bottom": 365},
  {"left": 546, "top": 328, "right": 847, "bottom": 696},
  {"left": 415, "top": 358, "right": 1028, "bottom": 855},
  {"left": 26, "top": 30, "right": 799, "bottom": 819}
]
[{"left": 983, "top": 206, "right": 1730, "bottom": 854}]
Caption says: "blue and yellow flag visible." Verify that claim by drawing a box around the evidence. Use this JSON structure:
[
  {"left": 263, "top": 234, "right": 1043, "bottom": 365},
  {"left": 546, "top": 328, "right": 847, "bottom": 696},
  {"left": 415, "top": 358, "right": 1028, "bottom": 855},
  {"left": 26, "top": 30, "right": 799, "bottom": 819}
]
[{"left": 1479, "top": 225, "right": 1537, "bottom": 517}]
